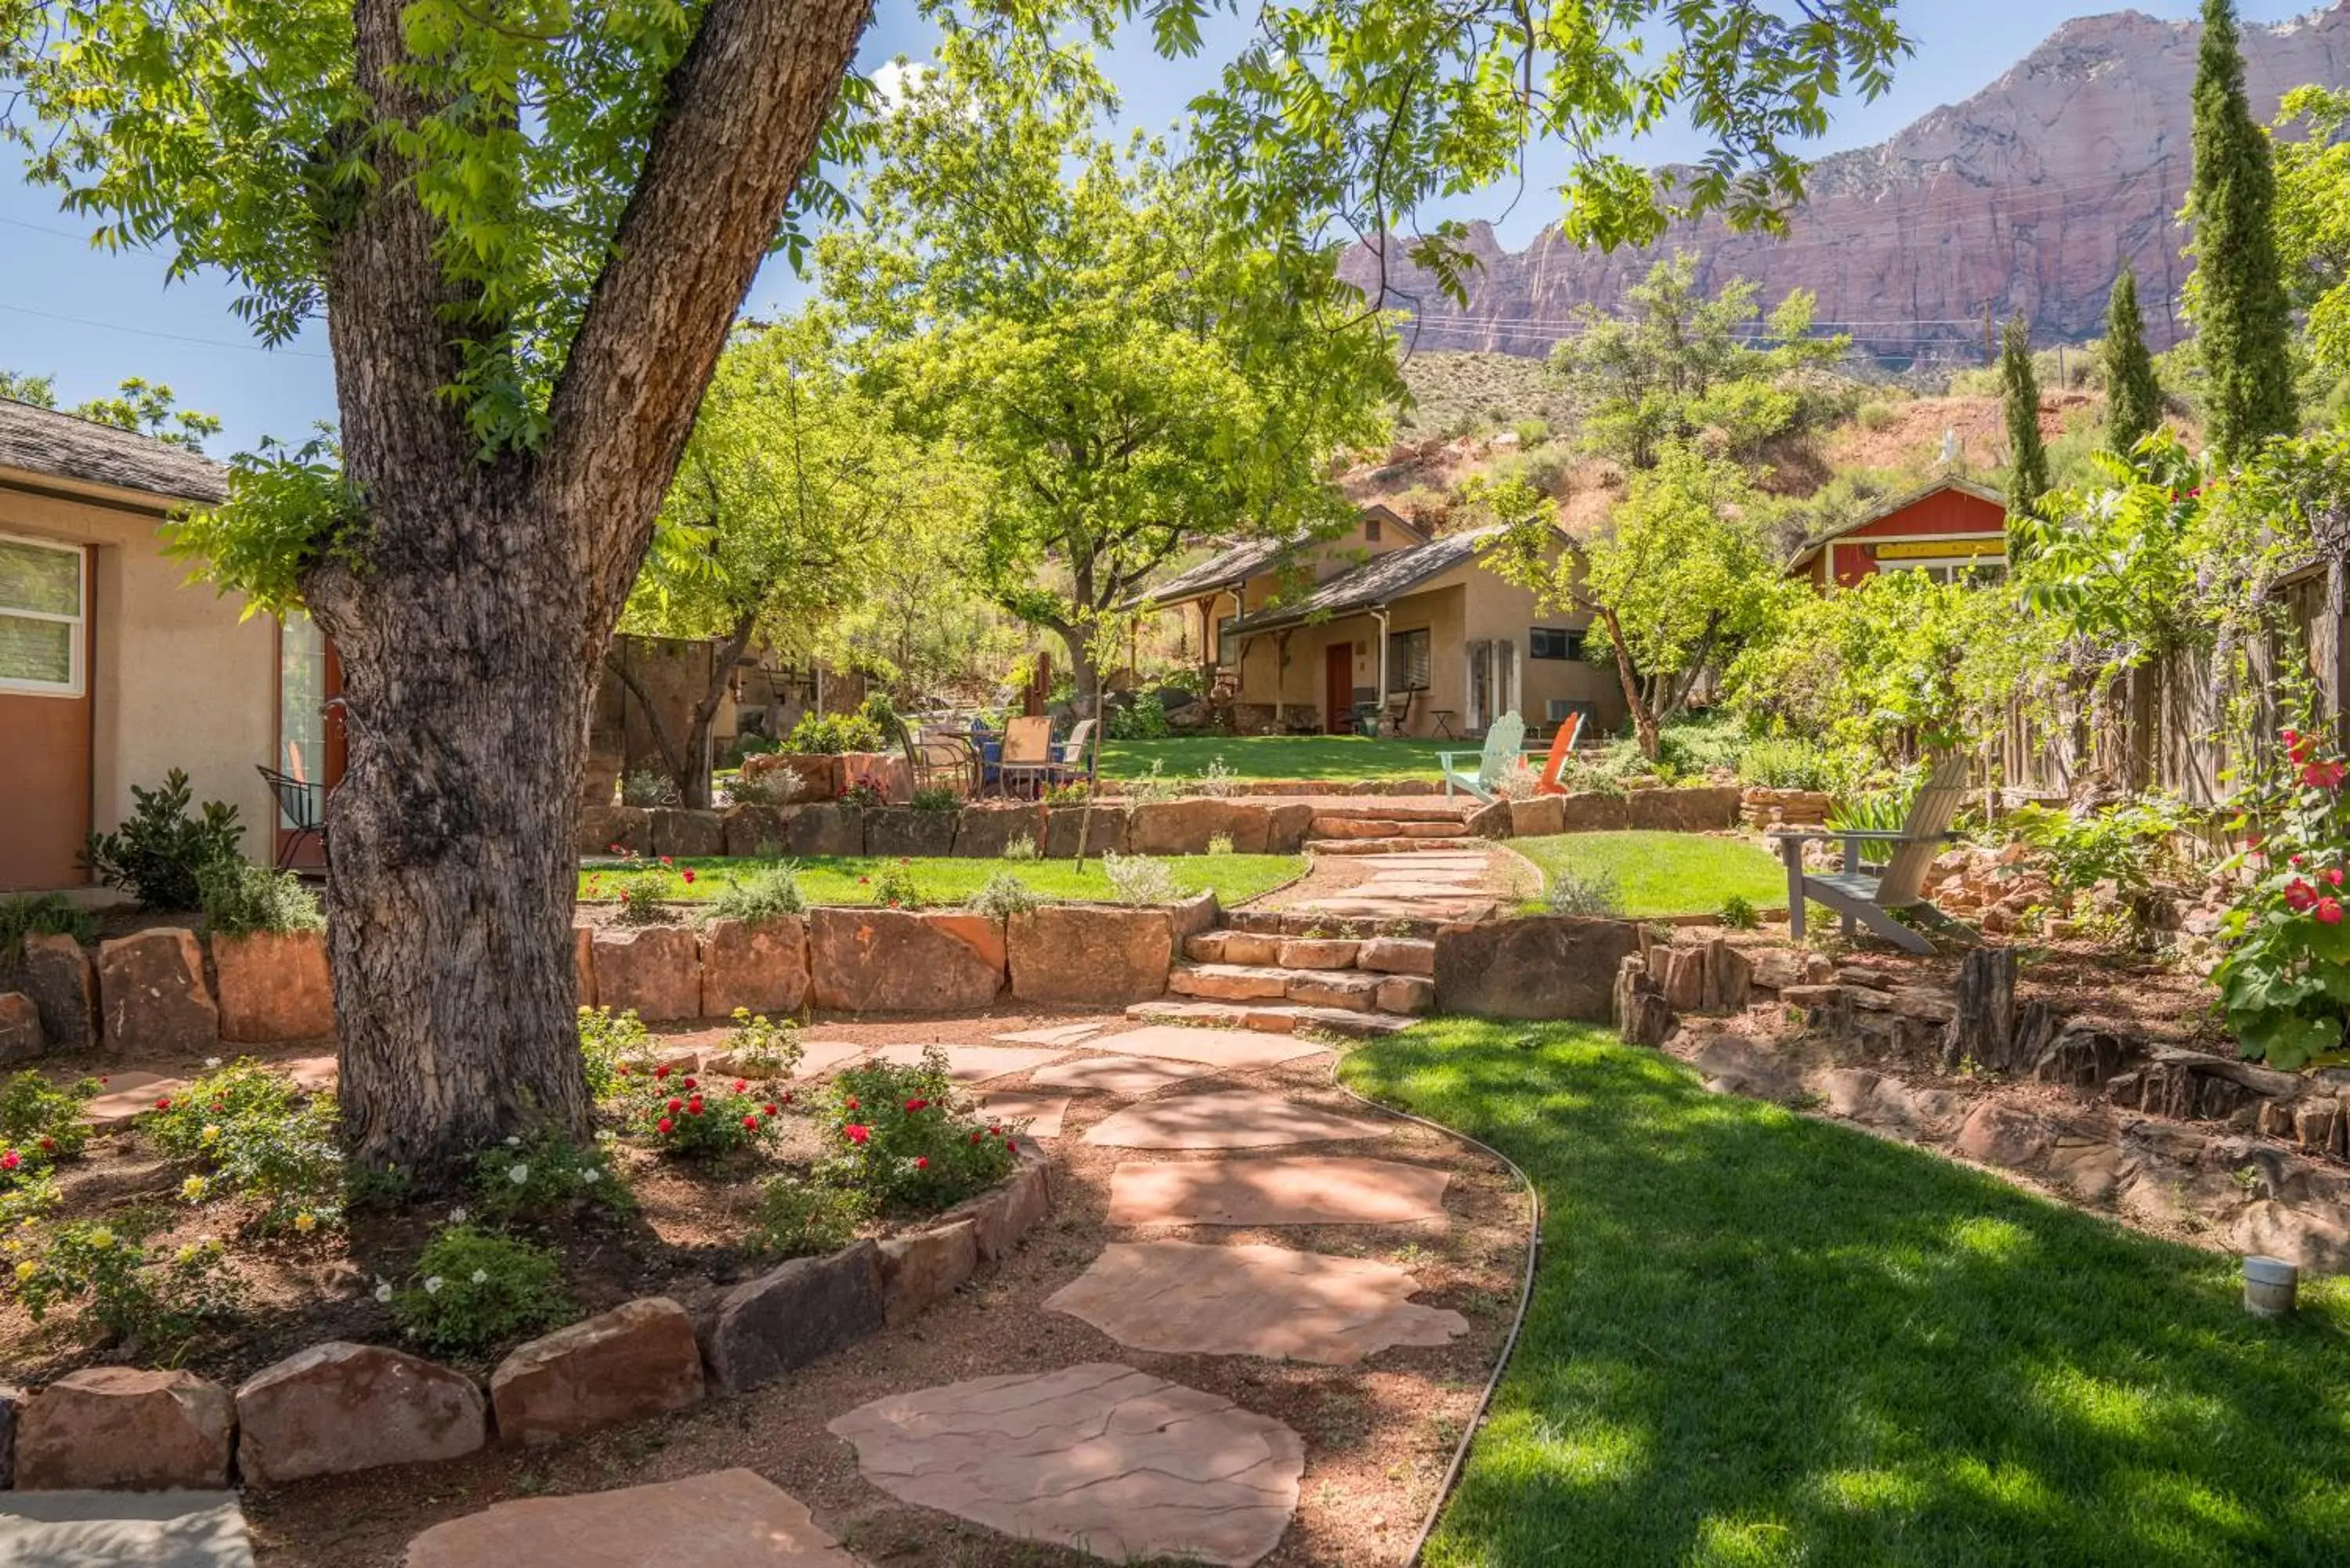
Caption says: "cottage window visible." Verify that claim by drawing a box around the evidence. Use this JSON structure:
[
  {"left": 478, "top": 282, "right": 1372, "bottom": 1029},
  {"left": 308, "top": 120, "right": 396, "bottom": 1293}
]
[
  {"left": 1387, "top": 627, "right": 1431, "bottom": 691},
  {"left": 1365, "top": 515, "right": 1383, "bottom": 543},
  {"left": 1529, "top": 627, "right": 1585, "bottom": 660},
  {"left": 1217, "top": 614, "right": 1241, "bottom": 667},
  {"left": 0, "top": 534, "right": 84, "bottom": 696}
]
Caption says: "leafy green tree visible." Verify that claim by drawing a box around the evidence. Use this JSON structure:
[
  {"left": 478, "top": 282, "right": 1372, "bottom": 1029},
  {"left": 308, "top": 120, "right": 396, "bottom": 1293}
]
[
  {"left": 0, "top": 0, "right": 1916, "bottom": 1176},
  {"left": 2186, "top": 0, "right": 2298, "bottom": 460},
  {"left": 2272, "top": 85, "right": 2350, "bottom": 396},
  {"left": 2001, "top": 318, "right": 2050, "bottom": 514},
  {"left": 1495, "top": 446, "right": 1787, "bottom": 759},
  {"left": 0, "top": 369, "right": 219, "bottom": 450},
  {"left": 821, "top": 78, "right": 1397, "bottom": 708},
  {"left": 2102, "top": 269, "right": 2164, "bottom": 457},
  {"left": 1547, "top": 254, "right": 1849, "bottom": 471},
  {"left": 619, "top": 317, "right": 973, "bottom": 805}
]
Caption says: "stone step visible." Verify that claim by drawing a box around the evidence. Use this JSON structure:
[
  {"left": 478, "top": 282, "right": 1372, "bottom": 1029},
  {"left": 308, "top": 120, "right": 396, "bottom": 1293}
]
[
  {"left": 1307, "top": 836, "right": 1484, "bottom": 855},
  {"left": 1167, "top": 963, "right": 1429, "bottom": 1015},
  {"left": 1220, "top": 909, "right": 1452, "bottom": 942},
  {"left": 1127, "top": 999, "right": 1419, "bottom": 1038},
  {"left": 1183, "top": 930, "right": 1437, "bottom": 977},
  {"left": 1307, "top": 816, "right": 1470, "bottom": 840}
]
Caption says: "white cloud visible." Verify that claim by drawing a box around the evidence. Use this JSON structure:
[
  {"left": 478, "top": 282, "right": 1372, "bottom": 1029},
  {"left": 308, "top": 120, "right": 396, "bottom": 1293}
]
[{"left": 872, "top": 60, "right": 932, "bottom": 112}]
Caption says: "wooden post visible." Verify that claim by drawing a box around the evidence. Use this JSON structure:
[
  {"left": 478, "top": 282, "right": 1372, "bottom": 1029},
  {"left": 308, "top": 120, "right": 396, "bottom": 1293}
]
[{"left": 1026, "top": 651, "right": 1050, "bottom": 718}]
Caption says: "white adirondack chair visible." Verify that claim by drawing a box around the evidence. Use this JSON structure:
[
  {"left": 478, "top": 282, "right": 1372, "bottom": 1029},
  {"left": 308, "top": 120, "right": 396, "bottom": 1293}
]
[
  {"left": 1773, "top": 750, "right": 1973, "bottom": 954},
  {"left": 1438, "top": 711, "right": 1528, "bottom": 801}
]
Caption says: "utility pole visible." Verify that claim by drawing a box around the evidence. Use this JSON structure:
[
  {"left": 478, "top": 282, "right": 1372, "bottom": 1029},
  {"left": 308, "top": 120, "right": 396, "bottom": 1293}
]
[{"left": 1982, "top": 301, "right": 1994, "bottom": 367}]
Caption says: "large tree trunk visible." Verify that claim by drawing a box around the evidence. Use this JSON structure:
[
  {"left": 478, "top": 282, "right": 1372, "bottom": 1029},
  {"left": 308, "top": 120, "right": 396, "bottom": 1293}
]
[
  {"left": 679, "top": 614, "right": 762, "bottom": 809},
  {"left": 313, "top": 0, "right": 872, "bottom": 1180}
]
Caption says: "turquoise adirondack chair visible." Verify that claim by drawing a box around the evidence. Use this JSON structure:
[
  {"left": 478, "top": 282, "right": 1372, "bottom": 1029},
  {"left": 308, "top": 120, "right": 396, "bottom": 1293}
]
[{"left": 1438, "top": 711, "right": 1528, "bottom": 801}]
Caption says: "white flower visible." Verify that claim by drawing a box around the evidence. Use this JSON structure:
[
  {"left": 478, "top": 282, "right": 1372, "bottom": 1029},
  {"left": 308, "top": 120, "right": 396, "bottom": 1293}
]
[
  {"left": 447, "top": 1207, "right": 468, "bottom": 1224},
  {"left": 423, "top": 1276, "right": 445, "bottom": 1295},
  {"left": 579, "top": 1168, "right": 601, "bottom": 1184},
  {"left": 470, "top": 1269, "right": 488, "bottom": 1284},
  {"left": 506, "top": 1135, "right": 521, "bottom": 1147},
  {"left": 204, "top": 1057, "right": 222, "bottom": 1069},
  {"left": 373, "top": 1280, "right": 392, "bottom": 1303},
  {"left": 508, "top": 1164, "right": 530, "bottom": 1185}
]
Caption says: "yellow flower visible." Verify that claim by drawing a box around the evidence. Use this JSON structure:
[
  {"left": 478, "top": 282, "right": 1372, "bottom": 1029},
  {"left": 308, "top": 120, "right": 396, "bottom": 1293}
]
[
  {"left": 293, "top": 1212, "right": 317, "bottom": 1234},
  {"left": 13, "top": 1260, "right": 34, "bottom": 1283},
  {"left": 180, "top": 1176, "right": 211, "bottom": 1202},
  {"left": 85, "top": 1227, "right": 114, "bottom": 1251},
  {"left": 200, "top": 1124, "right": 222, "bottom": 1146}
]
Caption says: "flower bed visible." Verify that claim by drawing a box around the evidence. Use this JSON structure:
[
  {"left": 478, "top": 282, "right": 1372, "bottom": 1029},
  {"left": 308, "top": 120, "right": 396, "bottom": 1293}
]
[{"left": 0, "top": 1021, "right": 1054, "bottom": 1490}]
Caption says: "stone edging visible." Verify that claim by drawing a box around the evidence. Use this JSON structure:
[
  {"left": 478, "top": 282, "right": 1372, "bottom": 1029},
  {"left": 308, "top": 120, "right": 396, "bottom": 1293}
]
[{"left": 0, "top": 1152, "right": 1053, "bottom": 1493}]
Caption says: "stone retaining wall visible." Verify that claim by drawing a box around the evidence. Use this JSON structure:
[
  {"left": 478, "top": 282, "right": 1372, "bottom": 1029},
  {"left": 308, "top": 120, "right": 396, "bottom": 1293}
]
[{"left": 0, "top": 1153, "right": 1054, "bottom": 1491}]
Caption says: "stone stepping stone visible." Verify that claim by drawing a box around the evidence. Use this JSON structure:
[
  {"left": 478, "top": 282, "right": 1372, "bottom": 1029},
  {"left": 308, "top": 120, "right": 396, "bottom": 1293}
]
[
  {"left": 282, "top": 1055, "right": 338, "bottom": 1092},
  {"left": 0, "top": 1490, "right": 253, "bottom": 1568},
  {"left": 82, "top": 1073, "right": 189, "bottom": 1126},
  {"left": 403, "top": 1468, "right": 855, "bottom": 1567},
  {"left": 995, "top": 1021, "right": 1105, "bottom": 1047},
  {"left": 1082, "top": 1089, "right": 1387, "bottom": 1151},
  {"left": 862, "top": 1043, "right": 1065, "bottom": 1083},
  {"left": 827, "top": 1362, "right": 1302, "bottom": 1567},
  {"left": 976, "top": 1091, "right": 1071, "bottom": 1139},
  {"left": 1029, "top": 1053, "right": 1215, "bottom": 1097},
  {"left": 1082, "top": 1024, "right": 1322, "bottom": 1071},
  {"left": 1108, "top": 1155, "right": 1452, "bottom": 1227},
  {"left": 1045, "top": 1241, "right": 1470, "bottom": 1366},
  {"left": 788, "top": 1040, "right": 870, "bottom": 1078}
]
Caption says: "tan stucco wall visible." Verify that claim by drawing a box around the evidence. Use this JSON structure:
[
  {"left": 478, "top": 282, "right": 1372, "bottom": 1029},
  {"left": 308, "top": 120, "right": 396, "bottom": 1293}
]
[{"left": 0, "top": 475, "right": 276, "bottom": 884}]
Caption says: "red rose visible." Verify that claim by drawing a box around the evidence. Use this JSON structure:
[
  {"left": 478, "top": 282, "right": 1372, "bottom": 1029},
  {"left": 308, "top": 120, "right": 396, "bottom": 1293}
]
[
  {"left": 732, "top": 1080, "right": 748, "bottom": 1093},
  {"left": 681, "top": 869, "right": 697, "bottom": 885},
  {"left": 742, "top": 1115, "right": 759, "bottom": 1130},
  {"left": 660, "top": 855, "right": 673, "bottom": 866},
  {"left": 666, "top": 1097, "right": 684, "bottom": 1113},
  {"left": 781, "top": 1091, "right": 794, "bottom": 1104},
  {"left": 764, "top": 1104, "right": 779, "bottom": 1115},
  {"left": 844, "top": 1097, "right": 859, "bottom": 1111},
  {"left": 682, "top": 1077, "right": 697, "bottom": 1090},
  {"left": 969, "top": 1131, "right": 982, "bottom": 1143},
  {"left": 986, "top": 1125, "right": 1001, "bottom": 1137},
  {"left": 904, "top": 1098, "right": 927, "bottom": 1114},
  {"left": 2287, "top": 880, "right": 2318, "bottom": 912},
  {"left": 656, "top": 1117, "right": 675, "bottom": 1133},
  {"left": 2321, "top": 898, "right": 2345, "bottom": 927},
  {"left": 2330, "top": 869, "right": 2345, "bottom": 889},
  {"left": 844, "top": 1123, "right": 871, "bottom": 1144},
  {"left": 1003, "top": 1139, "right": 1017, "bottom": 1153},
  {"left": 655, "top": 1064, "right": 672, "bottom": 1080},
  {"left": 687, "top": 1097, "right": 705, "bottom": 1115},
  {"left": 1, "top": 1151, "right": 18, "bottom": 1172},
  {"left": 155, "top": 1097, "right": 172, "bottom": 1111},
  {"left": 38, "top": 1137, "right": 55, "bottom": 1153},
  {"left": 914, "top": 1156, "right": 929, "bottom": 1170}
]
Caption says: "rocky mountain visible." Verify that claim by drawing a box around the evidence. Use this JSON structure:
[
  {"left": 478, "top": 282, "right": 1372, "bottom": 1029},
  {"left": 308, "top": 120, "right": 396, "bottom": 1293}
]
[{"left": 1344, "top": 4, "right": 2350, "bottom": 364}]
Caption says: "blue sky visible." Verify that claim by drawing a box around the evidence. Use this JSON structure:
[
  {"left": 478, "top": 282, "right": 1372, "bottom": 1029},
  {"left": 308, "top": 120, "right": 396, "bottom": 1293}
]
[{"left": 0, "top": 2, "right": 2318, "bottom": 457}]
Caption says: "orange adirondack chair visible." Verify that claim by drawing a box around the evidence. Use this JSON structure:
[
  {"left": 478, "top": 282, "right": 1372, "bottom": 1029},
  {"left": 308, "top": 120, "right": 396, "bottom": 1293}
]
[{"left": 1535, "top": 711, "right": 1586, "bottom": 794}]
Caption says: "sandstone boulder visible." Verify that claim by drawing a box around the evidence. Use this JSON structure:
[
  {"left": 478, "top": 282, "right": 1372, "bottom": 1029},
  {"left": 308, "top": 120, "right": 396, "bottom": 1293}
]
[
  {"left": 698, "top": 916, "right": 810, "bottom": 1018},
  {"left": 96, "top": 927, "right": 216, "bottom": 1056},
  {"left": 1047, "top": 803, "right": 1129, "bottom": 858},
  {"left": 3, "top": 932, "right": 96, "bottom": 1053},
  {"left": 1434, "top": 916, "right": 1640, "bottom": 1021},
  {"left": 649, "top": 807, "right": 725, "bottom": 860},
  {"left": 490, "top": 1297, "right": 705, "bottom": 1445},
  {"left": 0, "top": 992, "right": 40, "bottom": 1064},
  {"left": 1129, "top": 799, "right": 1270, "bottom": 854},
  {"left": 212, "top": 928, "right": 334, "bottom": 1042},
  {"left": 16, "top": 1367, "right": 233, "bottom": 1489},
  {"left": 1185, "top": 930, "right": 1279, "bottom": 966},
  {"left": 1466, "top": 800, "right": 1513, "bottom": 839},
  {"left": 1167, "top": 891, "right": 1219, "bottom": 943},
  {"left": 1508, "top": 796, "right": 1564, "bottom": 837},
  {"left": 1007, "top": 906, "right": 1171, "bottom": 1007},
  {"left": 235, "top": 1341, "right": 486, "bottom": 1486},
  {"left": 1555, "top": 792, "right": 1632, "bottom": 832},
  {"left": 1627, "top": 786, "right": 1740, "bottom": 832},
  {"left": 809, "top": 909, "right": 1003, "bottom": 1013},
  {"left": 745, "top": 751, "right": 844, "bottom": 802},
  {"left": 955, "top": 804, "right": 1048, "bottom": 858},
  {"left": 1263, "top": 801, "right": 1317, "bottom": 853},
  {"left": 1375, "top": 976, "right": 1435, "bottom": 1014},
  {"left": 704, "top": 1241, "right": 886, "bottom": 1393},
  {"left": 1954, "top": 1100, "right": 2052, "bottom": 1169},
  {"left": 1358, "top": 937, "right": 1435, "bottom": 976},
  {"left": 2231, "top": 1199, "right": 2350, "bottom": 1276},
  {"left": 599, "top": 805, "right": 653, "bottom": 856},
  {"left": 786, "top": 803, "right": 863, "bottom": 858},
  {"left": 877, "top": 1219, "right": 981, "bottom": 1325},
  {"left": 721, "top": 804, "right": 787, "bottom": 858},
  {"left": 403, "top": 1468, "right": 860, "bottom": 1568},
  {"left": 0, "top": 1381, "right": 24, "bottom": 1488},
  {"left": 574, "top": 805, "right": 625, "bottom": 858},
  {"left": 866, "top": 807, "right": 958, "bottom": 858},
  {"left": 1277, "top": 938, "right": 1358, "bottom": 970},
  {"left": 589, "top": 926, "right": 702, "bottom": 1021}
]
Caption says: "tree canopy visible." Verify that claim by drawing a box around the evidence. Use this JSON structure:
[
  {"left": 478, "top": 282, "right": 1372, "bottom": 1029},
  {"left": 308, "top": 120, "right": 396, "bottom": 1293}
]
[
  {"left": 2102, "top": 269, "right": 2164, "bottom": 457},
  {"left": 2001, "top": 316, "right": 2049, "bottom": 513},
  {"left": 2272, "top": 85, "right": 2350, "bottom": 397},
  {"left": 0, "top": 368, "right": 220, "bottom": 450}
]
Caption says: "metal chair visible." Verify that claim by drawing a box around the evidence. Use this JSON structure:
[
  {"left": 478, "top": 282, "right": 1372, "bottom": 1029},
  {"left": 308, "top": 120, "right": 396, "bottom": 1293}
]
[{"left": 257, "top": 764, "right": 326, "bottom": 870}]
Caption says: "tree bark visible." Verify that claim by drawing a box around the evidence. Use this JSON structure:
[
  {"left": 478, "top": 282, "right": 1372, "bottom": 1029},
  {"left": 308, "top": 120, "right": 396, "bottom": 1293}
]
[{"left": 311, "top": 0, "right": 872, "bottom": 1181}]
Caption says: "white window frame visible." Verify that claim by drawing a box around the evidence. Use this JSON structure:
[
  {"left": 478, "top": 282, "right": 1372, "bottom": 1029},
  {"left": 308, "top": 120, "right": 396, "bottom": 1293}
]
[{"left": 0, "top": 532, "right": 86, "bottom": 699}]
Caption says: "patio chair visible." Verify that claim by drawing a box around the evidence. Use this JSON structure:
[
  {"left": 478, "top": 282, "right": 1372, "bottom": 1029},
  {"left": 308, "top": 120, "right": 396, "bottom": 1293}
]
[
  {"left": 257, "top": 764, "right": 326, "bottom": 870},
  {"left": 1042, "top": 717, "right": 1099, "bottom": 791},
  {"left": 895, "top": 717, "right": 977, "bottom": 797},
  {"left": 1437, "top": 711, "right": 1528, "bottom": 801},
  {"left": 999, "top": 715, "right": 1054, "bottom": 798},
  {"left": 1534, "top": 710, "right": 1587, "bottom": 794},
  {"left": 1773, "top": 750, "right": 1974, "bottom": 955}
]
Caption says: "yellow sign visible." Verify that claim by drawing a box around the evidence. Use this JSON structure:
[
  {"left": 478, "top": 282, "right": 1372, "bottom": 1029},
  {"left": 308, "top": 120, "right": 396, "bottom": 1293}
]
[{"left": 1873, "top": 537, "right": 2005, "bottom": 561}]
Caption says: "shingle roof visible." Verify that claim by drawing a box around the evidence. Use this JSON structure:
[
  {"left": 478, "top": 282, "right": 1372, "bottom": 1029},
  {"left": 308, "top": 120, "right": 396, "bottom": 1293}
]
[
  {"left": 1123, "top": 535, "right": 1298, "bottom": 609},
  {"left": 0, "top": 399, "right": 228, "bottom": 506},
  {"left": 1227, "top": 523, "right": 1511, "bottom": 635}
]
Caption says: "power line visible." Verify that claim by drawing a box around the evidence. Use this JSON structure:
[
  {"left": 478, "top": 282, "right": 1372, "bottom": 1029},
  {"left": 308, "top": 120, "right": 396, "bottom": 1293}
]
[{"left": 0, "top": 301, "right": 329, "bottom": 359}]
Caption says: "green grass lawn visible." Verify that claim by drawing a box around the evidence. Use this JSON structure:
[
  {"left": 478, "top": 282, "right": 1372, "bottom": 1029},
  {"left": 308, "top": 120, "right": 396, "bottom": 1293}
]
[
  {"left": 579, "top": 854, "right": 1304, "bottom": 908},
  {"left": 1515, "top": 829, "right": 1788, "bottom": 917},
  {"left": 1342, "top": 1021, "right": 2350, "bottom": 1567},
  {"left": 1100, "top": 735, "right": 1458, "bottom": 782}
]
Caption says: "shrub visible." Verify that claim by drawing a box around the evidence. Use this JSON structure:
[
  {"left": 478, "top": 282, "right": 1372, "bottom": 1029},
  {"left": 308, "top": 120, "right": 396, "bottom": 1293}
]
[
  {"left": 1493, "top": 758, "right": 1542, "bottom": 801},
  {"left": 2214, "top": 724, "right": 2350, "bottom": 1068},
  {"left": 1003, "top": 833, "right": 1040, "bottom": 862},
  {"left": 1108, "top": 692, "right": 1170, "bottom": 740},
  {"left": 150, "top": 1061, "right": 342, "bottom": 1234},
  {"left": 1545, "top": 867, "right": 1625, "bottom": 917},
  {"left": 1513, "top": 417, "right": 1551, "bottom": 446},
  {"left": 786, "top": 710, "right": 884, "bottom": 754},
  {"left": 728, "top": 768, "right": 804, "bottom": 807},
  {"left": 609, "top": 865, "right": 674, "bottom": 925},
  {"left": 2005, "top": 800, "right": 2187, "bottom": 896},
  {"left": 909, "top": 785, "right": 962, "bottom": 813},
  {"left": 820, "top": 1047, "right": 1019, "bottom": 1214},
  {"left": 197, "top": 859, "right": 324, "bottom": 936},
  {"left": 620, "top": 768, "right": 681, "bottom": 807},
  {"left": 618, "top": 1062, "right": 786, "bottom": 1159},
  {"left": 1205, "top": 833, "right": 1235, "bottom": 857},
  {"left": 750, "top": 1176, "right": 868, "bottom": 1259},
  {"left": 967, "top": 870, "right": 1042, "bottom": 918},
  {"left": 1737, "top": 739, "right": 1836, "bottom": 792},
  {"left": 1116, "top": 759, "right": 1177, "bottom": 805},
  {"left": 710, "top": 1007, "right": 803, "bottom": 1079},
  {"left": 1101, "top": 851, "right": 1177, "bottom": 906},
  {"left": 1856, "top": 400, "right": 1897, "bottom": 432},
  {"left": 392, "top": 1225, "right": 572, "bottom": 1353},
  {"left": 0, "top": 892, "right": 94, "bottom": 962},
  {"left": 80, "top": 768, "right": 244, "bottom": 911},
  {"left": 148, "top": 1060, "right": 298, "bottom": 1161},
  {"left": 0, "top": 1071, "right": 96, "bottom": 1177},
  {"left": 710, "top": 865, "right": 804, "bottom": 925},
  {"left": 870, "top": 859, "right": 922, "bottom": 908},
  {"left": 579, "top": 1006, "right": 660, "bottom": 1101},
  {"left": 839, "top": 779, "right": 887, "bottom": 809},
  {"left": 1718, "top": 894, "right": 1761, "bottom": 930},
  {"left": 6, "top": 1219, "right": 242, "bottom": 1350},
  {"left": 1195, "top": 756, "right": 1238, "bottom": 798},
  {"left": 466, "top": 1129, "right": 631, "bottom": 1225},
  {"left": 1043, "top": 780, "right": 1093, "bottom": 805}
]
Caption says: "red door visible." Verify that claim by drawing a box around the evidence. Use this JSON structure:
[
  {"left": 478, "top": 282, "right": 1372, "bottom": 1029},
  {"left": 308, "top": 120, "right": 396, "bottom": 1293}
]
[
  {"left": 1325, "top": 643, "right": 1353, "bottom": 735},
  {"left": 0, "top": 537, "right": 93, "bottom": 891}
]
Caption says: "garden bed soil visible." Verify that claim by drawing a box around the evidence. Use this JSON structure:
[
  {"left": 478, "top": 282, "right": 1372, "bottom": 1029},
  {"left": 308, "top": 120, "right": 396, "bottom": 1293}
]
[{"left": 221, "top": 1030, "right": 1525, "bottom": 1567}]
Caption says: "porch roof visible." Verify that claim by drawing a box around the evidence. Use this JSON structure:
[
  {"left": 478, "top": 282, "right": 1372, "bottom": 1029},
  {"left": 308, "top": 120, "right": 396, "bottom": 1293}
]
[
  {"left": 1226, "top": 523, "right": 1507, "bottom": 637},
  {"left": 0, "top": 398, "right": 227, "bottom": 506}
]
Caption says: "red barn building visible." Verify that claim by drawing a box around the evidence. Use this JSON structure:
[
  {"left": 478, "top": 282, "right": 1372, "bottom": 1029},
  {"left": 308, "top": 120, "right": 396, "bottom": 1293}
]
[{"left": 1786, "top": 477, "right": 2010, "bottom": 591}]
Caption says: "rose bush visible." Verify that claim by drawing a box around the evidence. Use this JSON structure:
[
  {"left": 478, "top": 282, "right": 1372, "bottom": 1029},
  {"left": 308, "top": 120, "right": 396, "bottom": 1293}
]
[
  {"left": 819, "top": 1046, "right": 1019, "bottom": 1212},
  {"left": 618, "top": 1060, "right": 786, "bottom": 1158},
  {"left": 2216, "top": 724, "right": 2350, "bottom": 1068}
]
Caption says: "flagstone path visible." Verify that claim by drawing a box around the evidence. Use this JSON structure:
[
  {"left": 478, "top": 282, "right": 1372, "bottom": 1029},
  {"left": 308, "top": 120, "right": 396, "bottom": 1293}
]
[
  {"left": 372, "top": 1017, "right": 1518, "bottom": 1568},
  {"left": 1269, "top": 847, "right": 1517, "bottom": 926}
]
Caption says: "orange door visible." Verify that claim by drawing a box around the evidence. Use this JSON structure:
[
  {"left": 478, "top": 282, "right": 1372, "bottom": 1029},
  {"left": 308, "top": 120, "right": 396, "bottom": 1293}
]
[
  {"left": 1325, "top": 643, "right": 1353, "bottom": 734},
  {"left": 0, "top": 537, "right": 92, "bottom": 891}
]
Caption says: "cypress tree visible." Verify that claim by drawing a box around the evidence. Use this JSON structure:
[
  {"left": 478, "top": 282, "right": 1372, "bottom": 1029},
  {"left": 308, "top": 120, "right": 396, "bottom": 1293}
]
[
  {"left": 2001, "top": 317, "right": 2051, "bottom": 512},
  {"left": 2102, "top": 267, "right": 2164, "bottom": 456},
  {"left": 2187, "top": 0, "right": 2298, "bottom": 461}
]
